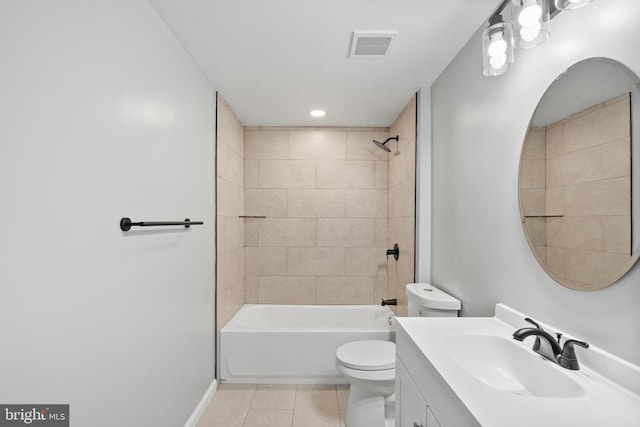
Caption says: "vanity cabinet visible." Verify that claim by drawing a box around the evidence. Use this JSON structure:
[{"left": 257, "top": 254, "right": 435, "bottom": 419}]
[
  {"left": 395, "top": 326, "right": 479, "bottom": 427},
  {"left": 396, "top": 357, "right": 441, "bottom": 427}
]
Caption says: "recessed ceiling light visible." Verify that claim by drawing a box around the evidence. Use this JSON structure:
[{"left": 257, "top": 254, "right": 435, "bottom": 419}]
[{"left": 310, "top": 109, "right": 326, "bottom": 118}]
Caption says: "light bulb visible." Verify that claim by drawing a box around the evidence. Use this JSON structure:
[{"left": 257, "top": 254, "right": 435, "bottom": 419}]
[
  {"left": 489, "top": 53, "right": 507, "bottom": 69},
  {"left": 520, "top": 21, "right": 542, "bottom": 42},
  {"left": 487, "top": 33, "right": 507, "bottom": 57},
  {"left": 519, "top": 0, "right": 542, "bottom": 27}
]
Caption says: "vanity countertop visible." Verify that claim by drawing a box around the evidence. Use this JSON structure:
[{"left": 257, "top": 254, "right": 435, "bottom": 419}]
[{"left": 396, "top": 304, "right": 640, "bottom": 427}]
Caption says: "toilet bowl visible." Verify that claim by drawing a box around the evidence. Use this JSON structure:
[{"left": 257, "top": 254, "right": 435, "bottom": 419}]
[
  {"left": 336, "top": 283, "right": 461, "bottom": 427},
  {"left": 336, "top": 340, "right": 396, "bottom": 427}
]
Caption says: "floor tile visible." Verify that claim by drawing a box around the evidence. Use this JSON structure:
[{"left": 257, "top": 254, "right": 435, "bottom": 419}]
[
  {"left": 197, "top": 384, "right": 256, "bottom": 427},
  {"left": 251, "top": 384, "right": 297, "bottom": 410},
  {"left": 292, "top": 385, "right": 341, "bottom": 427},
  {"left": 243, "top": 409, "right": 294, "bottom": 427}
]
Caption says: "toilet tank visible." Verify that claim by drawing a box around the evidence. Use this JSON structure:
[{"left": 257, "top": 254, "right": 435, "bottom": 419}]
[{"left": 406, "top": 283, "right": 461, "bottom": 317}]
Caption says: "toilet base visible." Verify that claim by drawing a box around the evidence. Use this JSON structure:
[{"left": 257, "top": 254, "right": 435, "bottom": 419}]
[{"left": 345, "top": 384, "right": 394, "bottom": 427}]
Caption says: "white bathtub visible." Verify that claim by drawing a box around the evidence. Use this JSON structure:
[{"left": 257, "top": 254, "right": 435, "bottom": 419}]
[{"left": 220, "top": 304, "right": 395, "bottom": 384}]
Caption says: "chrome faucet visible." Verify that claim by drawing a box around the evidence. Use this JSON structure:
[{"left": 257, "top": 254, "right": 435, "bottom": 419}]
[{"left": 513, "top": 318, "right": 589, "bottom": 370}]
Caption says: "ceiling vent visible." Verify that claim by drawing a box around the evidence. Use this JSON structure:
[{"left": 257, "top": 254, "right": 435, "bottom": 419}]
[{"left": 349, "top": 31, "right": 398, "bottom": 59}]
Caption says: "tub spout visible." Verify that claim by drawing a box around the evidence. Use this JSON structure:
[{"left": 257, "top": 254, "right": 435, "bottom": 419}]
[{"left": 381, "top": 298, "right": 397, "bottom": 306}]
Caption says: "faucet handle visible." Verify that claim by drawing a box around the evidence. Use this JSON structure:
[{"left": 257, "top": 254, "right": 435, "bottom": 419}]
[
  {"left": 559, "top": 339, "right": 589, "bottom": 370},
  {"left": 524, "top": 318, "right": 543, "bottom": 351},
  {"left": 525, "top": 317, "right": 542, "bottom": 329}
]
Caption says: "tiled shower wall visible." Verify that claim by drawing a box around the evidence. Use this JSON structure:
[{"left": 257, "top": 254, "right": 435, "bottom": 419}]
[
  {"left": 521, "top": 93, "right": 634, "bottom": 289},
  {"left": 386, "top": 96, "right": 417, "bottom": 316},
  {"left": 243, "top": 127, "right": 390, "bottom": 304},
  {"left": 216, "top": 95, "right": 245, "bottom": 329}
]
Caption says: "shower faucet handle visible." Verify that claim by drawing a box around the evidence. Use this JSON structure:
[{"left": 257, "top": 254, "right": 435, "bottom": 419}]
[{"left": 386, "top": 243, "right": 399, "bottom": 261}]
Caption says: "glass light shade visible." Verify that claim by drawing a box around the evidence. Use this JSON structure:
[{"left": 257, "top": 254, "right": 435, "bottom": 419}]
[
  {"left": 555, "top": 0, "right": 595, "bottom": 10},
  {"left": 512, "top": 0, "right": 550, "bottom": 49},
  {"left": 482, "top": 16, "right": 514, "bottom": 77}
]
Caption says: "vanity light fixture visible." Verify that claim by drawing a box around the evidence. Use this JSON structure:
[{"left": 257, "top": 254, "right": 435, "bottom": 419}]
[
  {"left": 554, "top": 0, "right": 594, "bottom": 10},
  {"left": 310, "top": 109, "right": 326, "bottom": 118},
  {"left": 482, "top": 0, "right": 597, "bottom": 76},
  {"left": 482, "top": 14, "right": 514, "bottom": 76},
  {"left": 513, "top": 0, "right": 550, "bottom": 49}
]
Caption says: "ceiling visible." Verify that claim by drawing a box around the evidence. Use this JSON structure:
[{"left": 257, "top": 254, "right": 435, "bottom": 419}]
[{"left": 148, "top": 0, "right": 500, "bottom": 127}]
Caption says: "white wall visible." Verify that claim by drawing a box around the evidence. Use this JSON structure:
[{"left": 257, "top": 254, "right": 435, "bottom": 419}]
[
  {"left": 0, "top": 1, "right": 215, "bottom": 426},
  {"left": 426, "top": 0, "right": 640, "bottom": 364}
]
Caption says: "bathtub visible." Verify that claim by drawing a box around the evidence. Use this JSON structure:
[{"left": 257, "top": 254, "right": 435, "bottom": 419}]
[{"left": 220, "top": 304, "right": 395, "bottom": 384}]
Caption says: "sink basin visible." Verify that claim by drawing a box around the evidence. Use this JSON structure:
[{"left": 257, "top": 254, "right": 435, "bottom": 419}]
[{"left": 443, "top": 334, "right": 584, "bottom": 397}]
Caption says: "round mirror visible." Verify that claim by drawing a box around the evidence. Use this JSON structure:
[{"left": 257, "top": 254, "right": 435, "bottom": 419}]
[{"left": 519, "top": 57, "right": 640, "bottom": 290}]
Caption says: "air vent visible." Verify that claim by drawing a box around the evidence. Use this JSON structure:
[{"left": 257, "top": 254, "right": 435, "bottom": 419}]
[{"left": 349, "top": 31, "right": 398, "bottom": 59}]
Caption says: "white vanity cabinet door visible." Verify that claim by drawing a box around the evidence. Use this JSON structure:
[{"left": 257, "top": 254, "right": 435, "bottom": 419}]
[
  {"left": 426, "top": 407, "right": 441, "bottom": 427},
  {"left": 397, "top": 357, "right": 428, "bottom": 427}
]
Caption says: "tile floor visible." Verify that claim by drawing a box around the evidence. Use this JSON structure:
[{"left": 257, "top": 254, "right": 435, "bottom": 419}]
[{"left": 197, "top": 384, "right": 349, "bottom": 427}]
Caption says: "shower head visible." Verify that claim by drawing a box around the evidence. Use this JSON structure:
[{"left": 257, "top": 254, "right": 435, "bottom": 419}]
[{"left": 371, "top": 135, "right": 399, "bottom": 152}]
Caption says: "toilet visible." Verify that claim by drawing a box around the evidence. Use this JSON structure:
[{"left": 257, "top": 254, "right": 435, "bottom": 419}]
[{"left": 335, "top": 283, "right": 461, "bottom": 427}]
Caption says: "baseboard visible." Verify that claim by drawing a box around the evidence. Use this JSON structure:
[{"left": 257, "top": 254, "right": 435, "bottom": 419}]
[{"left": 184, "top": 378, "right": 218, "bottom": 427}]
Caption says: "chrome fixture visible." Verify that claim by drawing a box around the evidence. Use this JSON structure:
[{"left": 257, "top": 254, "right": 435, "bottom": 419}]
[
  {"left": 371, "top": 135, "right": 399, "bottom": 152},
  {"left": 386, "top": 243, "right": 399, "bottom": 260},
  {"left": 482, "top": 0, "right": 597, "bottom": 76},
  {"left": 513, "top": 319, "right": 589, "bottom": 370}
]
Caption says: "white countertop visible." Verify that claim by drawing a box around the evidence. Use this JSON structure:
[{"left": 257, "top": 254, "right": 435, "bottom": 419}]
[{"left": 396, "top": 304, "right": 640, "bottom": 427}]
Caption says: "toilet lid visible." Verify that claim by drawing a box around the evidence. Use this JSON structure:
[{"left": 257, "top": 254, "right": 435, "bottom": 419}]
[{"left": 336, "top": 340, "right": 396, "bottom": 371}]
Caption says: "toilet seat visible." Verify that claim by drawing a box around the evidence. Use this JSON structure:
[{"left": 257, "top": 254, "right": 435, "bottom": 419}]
[{"left": 336, "top": 340, "right": 396, "bottom": 371}]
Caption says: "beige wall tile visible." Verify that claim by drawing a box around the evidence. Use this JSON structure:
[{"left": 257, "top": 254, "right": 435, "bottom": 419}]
[
  {"left": 218, "top": 217, "right": 245, "bottom": 254},
  {"left": 316, "top": 276, "right": 375, "bottom": 304},
  {"left": 346, "top": 190, "right": 387, "bottom": 218},
  {"left": 602, "top": 137, "right": 631, "bottom": 179},
  {"left": 317, "top": 160, "right": 374, "bottom": 189},
  {"left": 245, "top": 189, "right": 287, "bottom": 217},
  {"left": 289, "top": 130, "right": 347, "bottom": 160},
  {"left": 245, "top": 247, "right": 287, "bottom": 276},
  {"left": 545, "top": 124, "right": 564, "bottom": 159},
  {"left": 523, "top": 128, "right": 546, "bottom": 160},
  {"left": 564, "top": 177, "right": 630, "bottom": 216},
  {"left": 218, "top": 143, "right": 245, "bottom": 187},
  {"left": 244, "top": 219, "right": 259, "bottom": 246},
  {"left": 388, "top": 180, "right": 416, "bottom": 217},
  {"left": 287, "top": 247, "right": 346, "bottom": 276},
  {"left": 346, "top": 247, "right": 387, "bottom": 276},
  {"left": 217, "top": 248, "right": 244, "bottom": 292},
  {"left": 217, "top": 178, "right": 244, "bottom": 217},
  {"left": 317, "top": 218, "right": 374, "bottom": 247},
  {"left": 346, "top": 130, "right": 389, "bottom": 161},
  {"left": 245, "top": 130, "right": 289, "bottom": 160},
  {"left": 389, "top": 95, "right": 416, "bottom": 143},
  {"left": 388, "top": 217, "right": 415, "bottom": 257},
  {"left": 259, "top": 159, "right": 317, "bottom": 189},
  {"left": 374, "top": 218, "right": 388, "bottom": 248},
  {"left": 217, "top": 97, "right": 244, "bottom": 157},
  {"left": 563, "top": 249, "right": 635, "bottom": 288},
  {"left": 602, "top": 216, "right": 631, "bottom": 254},
  {"left": 546, "top": 146, "right": 602, "bottom": 187},
  {"left": 245, "top": 276, "right": 258, "bottom": 303},
  {"left": 245, "top": 159, "right": 259, "bottom": 189},
  {"left": 546, "top": 216, "right": 601, "bottom": 250},
  {"left": 520, "top": 188, "right": 546, "bottom": 216},
  {"left": 545, "top": 187, "right": 564, "bottom": 216},
  {"left": 259, "top": 218, "right": 317, "bottom": 247},
  {"left": 523, "top": 217, "right": 546, "bottom": 247},
  {"left": 287, "top": 189, "right": 345, "bottom": 217},
  {"left": 545, "top": 247, "right": 565, "bottom": 279},
  {"left": 257, "top": 276, "right": 316, "bottom": 304},
  {"left": 375, "top": 161, "right": 388, "bottom": 189},
  {"left": 563, "top": 95, "right": 630, "bottom": 153}
]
